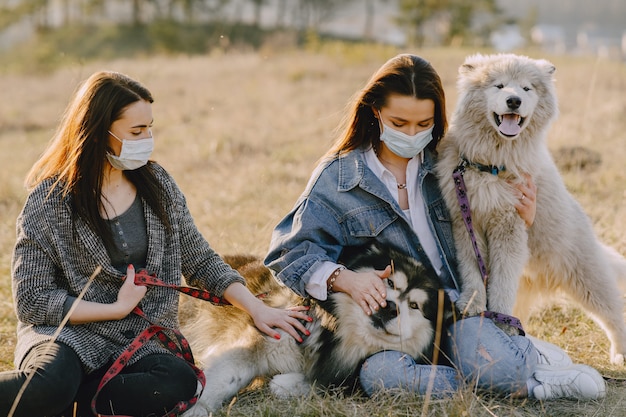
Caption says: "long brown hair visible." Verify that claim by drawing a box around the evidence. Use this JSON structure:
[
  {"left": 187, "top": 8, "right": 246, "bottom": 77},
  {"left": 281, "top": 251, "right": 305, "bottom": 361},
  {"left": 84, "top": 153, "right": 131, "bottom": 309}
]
[
  {"left": 325, "top": 54, "right": 447, "bottom": 159},
  {"left": 26, "top": 71, "right": 171, "bottom": 243}
]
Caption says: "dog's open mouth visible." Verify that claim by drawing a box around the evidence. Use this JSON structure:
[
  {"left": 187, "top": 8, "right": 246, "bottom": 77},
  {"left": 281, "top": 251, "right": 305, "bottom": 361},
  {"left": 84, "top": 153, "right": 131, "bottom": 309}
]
[{"left": 494, "top": 113, "right": 524, "bottom": 137}]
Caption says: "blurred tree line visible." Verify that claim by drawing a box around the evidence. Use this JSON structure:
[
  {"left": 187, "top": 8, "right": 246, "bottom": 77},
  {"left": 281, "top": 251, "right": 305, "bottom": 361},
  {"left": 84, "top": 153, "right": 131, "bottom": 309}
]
[
  {"left": 0, "top": 0, "right": 506, "bottom": 71},
  {"left": 1, "top": 0, "right": 502, "bottom": 44}
]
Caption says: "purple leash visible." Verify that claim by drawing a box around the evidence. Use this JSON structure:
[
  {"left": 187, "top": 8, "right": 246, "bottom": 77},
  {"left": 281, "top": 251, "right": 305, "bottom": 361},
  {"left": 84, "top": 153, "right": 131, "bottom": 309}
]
[{"left": 452, "top": 161, "right": 525, "bottom": 335}]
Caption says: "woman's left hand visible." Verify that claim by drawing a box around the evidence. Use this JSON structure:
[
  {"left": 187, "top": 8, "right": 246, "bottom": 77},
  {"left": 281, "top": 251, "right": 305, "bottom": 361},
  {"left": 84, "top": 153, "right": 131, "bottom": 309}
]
[
  {"left": 248, "top": 303, "right": 312, "bottom": 342},
  {"left": 511, "top": 173, "right": 537, "bottom": 228},
  {"left": 224, "top": 281, "right": 312, "bottom": 342}
]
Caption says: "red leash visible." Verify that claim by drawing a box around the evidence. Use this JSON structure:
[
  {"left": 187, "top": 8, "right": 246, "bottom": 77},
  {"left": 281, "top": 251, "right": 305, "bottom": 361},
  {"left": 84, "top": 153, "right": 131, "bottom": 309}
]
[{"left": 91, "top": 270, "right": 242, "bottom": 417}]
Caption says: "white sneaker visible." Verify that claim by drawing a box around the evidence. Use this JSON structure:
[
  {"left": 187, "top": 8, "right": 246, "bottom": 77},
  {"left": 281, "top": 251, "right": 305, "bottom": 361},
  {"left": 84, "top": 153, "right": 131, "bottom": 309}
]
[
  {"left": 527, "top": 335, "right": 573, "bottom": 367},
  {"left": 532, "top": 364, "right": 606, "bottom": 400}
]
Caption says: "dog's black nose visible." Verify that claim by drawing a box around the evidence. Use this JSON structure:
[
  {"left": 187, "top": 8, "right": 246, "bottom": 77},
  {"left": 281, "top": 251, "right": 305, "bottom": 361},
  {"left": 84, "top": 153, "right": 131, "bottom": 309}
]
[
  {"left": 370, "top": 300, "right": 399, "bottom": 329},
  {"left": 384, "top": 300, "right": 397, "bottom": 312},
  {"left": 506, "top": 95, "right": 522, "bottom": 110},
  {"left": 378, "top": 300, "right": 398, "bottom": 320}
]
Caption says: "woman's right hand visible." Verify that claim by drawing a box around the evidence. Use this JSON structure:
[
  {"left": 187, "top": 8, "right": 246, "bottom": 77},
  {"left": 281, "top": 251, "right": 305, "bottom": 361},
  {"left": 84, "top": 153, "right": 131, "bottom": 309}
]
[
  {"left": 115, "top": 264, "right": 148, "bottom": 317},
  {"left": 68, "top": 264, "right": 148, "bottom": 324},
  {"left": 331, "top": 266, "right": 391, "bottom": 316}
]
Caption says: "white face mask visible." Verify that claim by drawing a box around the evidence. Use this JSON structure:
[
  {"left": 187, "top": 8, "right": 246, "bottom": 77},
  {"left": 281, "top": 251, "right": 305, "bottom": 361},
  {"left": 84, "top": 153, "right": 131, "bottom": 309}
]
[
  {"left": 106, "top": 130, "right": 154, "bottom": 170},
  {"left": 379, "top": 117, "right": 434, "bottom": 159}
]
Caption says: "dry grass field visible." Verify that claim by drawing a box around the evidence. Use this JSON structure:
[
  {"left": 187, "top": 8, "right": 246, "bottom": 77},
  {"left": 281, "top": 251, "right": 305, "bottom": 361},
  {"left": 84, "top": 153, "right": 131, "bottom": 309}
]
[{"left": 1, "top": 44, "right": 625, "bottom": 416}]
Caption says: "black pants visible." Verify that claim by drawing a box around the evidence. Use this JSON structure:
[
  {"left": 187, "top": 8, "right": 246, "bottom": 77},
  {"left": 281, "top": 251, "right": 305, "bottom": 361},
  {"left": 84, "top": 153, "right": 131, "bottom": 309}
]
[{"left": 0, "top": 341, "right": 198, "bottom": 417}]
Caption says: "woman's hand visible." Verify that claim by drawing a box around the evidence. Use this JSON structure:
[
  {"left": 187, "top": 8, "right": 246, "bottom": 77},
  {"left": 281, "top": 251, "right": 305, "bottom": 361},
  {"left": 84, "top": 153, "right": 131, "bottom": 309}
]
[
  {"left": 247, "top": 303, "right": 312, "bottom": 342},
  {"left": 68, "top": 264, "right": 147, "bottom": 324},
  {"left": 330, "top": 266, "right": 391, "bottom": 316},
  {"left": 223, "top": 282, "right": 312, "bottom": 342},
  {"left": 511, "top": 173, "right": 537, "bottom": 228},
  {"left": 115, "top": 264, "right": 148, "bottom": 316}
]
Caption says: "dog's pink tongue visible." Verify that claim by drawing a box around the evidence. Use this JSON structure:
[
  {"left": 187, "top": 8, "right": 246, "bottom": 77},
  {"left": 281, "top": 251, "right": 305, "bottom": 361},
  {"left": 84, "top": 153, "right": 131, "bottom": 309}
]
[{"left": 499, "top": 114, "right": 521, "bottom": 136}]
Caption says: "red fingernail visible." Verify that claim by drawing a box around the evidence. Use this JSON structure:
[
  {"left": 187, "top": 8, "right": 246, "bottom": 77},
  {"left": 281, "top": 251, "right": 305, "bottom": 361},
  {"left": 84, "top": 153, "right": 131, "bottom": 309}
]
[
  {"left": 307, "top": 317, "right": 313, "bottom": 322},
  {"left": 305, "top": 330, "right": 310, "bottom": 336},
  {"left": 298, "top": 338, "right": 303, "bottom": 343},
  {"left": 128, "top": 264, "right": 134, "bottom": 269},
  {"left": 274, "top": 334, "right": 281, "bottom": 340}
]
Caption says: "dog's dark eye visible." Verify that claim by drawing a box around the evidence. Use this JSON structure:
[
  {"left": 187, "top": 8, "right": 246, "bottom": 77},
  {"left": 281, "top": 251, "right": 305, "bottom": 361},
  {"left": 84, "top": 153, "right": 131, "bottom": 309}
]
[
  {"left": 495, "top": 83, "right": 504, "bottom": 89},
  {"left": 523, "top": 86, "right": 531, "bottom": 91},
  {"left": 386, "top": 279, "right": 395, "bottom": 288},
  {"left": 409, "top": 302, "right": 419, "bottom": 310}
]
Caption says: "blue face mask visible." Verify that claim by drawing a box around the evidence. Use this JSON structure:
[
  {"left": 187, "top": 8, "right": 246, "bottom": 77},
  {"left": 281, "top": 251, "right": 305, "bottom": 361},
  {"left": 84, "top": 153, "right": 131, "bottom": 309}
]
[{"left": 379, "top": 120, "right": 434, "bottom": 159}]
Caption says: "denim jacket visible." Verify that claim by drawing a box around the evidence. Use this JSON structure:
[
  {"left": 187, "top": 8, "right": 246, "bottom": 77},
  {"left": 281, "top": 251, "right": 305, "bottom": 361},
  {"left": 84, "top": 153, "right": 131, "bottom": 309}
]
[{"left": 264, "top": 147, "right": 461, "bottom": 299}]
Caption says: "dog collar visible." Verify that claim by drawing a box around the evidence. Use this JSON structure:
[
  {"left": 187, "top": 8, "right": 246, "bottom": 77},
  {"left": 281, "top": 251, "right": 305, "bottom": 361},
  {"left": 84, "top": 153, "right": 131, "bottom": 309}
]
[{"left": 460, "top": 157, "right": 506, "bottom": 176}]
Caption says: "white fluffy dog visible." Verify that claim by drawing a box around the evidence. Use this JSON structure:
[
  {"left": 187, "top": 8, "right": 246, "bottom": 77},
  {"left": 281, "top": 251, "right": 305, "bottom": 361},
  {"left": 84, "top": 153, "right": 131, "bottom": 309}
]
[{"left": 436, "top": 53, "right": 626, "bottom": 364}]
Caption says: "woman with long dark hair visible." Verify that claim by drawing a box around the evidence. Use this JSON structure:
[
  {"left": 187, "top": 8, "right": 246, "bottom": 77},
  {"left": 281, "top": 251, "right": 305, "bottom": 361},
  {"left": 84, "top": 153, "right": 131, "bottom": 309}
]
[
  {"left": 265, "top": 54, "right": 605, "bottom": 400},
  {"left": 0, "top": 71, "right": 309, "bottom": 417}
]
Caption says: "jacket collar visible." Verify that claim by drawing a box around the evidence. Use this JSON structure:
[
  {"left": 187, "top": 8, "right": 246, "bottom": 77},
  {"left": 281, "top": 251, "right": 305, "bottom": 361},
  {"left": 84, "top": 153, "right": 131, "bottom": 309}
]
[{"left": 337, "top": 147, "right": 436, "bottom": 192}]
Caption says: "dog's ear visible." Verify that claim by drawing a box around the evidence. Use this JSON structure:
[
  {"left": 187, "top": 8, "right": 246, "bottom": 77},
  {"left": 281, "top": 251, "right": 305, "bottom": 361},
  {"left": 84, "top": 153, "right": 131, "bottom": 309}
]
[
  {"left": 459, "top": 53, "right": 485, "bottom": 75},
  {"left": 460, "top": 63, "right": 475, "bottom": 74},
  {"left": 536, "top": 59, "right": 556, "bottom": 76}
]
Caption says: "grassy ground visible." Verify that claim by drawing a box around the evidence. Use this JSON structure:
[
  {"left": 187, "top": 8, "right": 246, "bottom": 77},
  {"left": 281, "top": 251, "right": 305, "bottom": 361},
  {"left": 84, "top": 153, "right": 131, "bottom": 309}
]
[{"left": 1, "top": 45, "right": 625, "bottom": 415}]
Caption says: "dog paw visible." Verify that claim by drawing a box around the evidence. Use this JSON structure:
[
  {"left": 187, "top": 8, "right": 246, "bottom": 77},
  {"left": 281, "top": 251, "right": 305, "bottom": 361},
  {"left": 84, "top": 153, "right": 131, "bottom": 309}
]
[
  {"left": 182, "top": 404, "right": 210, "bottom": 417},
  {"left": 455, "top": 298, "right": 485, "bottom": 317},
  {"left": 494, "top": 321, "right": 520, "bottom": 336},
  {"left": 270, "top": 373, "right": 310, "bottom": 398},
  {"left": 182, "top": 391, "right": 222, "bottom": 417},
  {"left": 456, "top": 289, "right": 486, "bottom": 317},
  {"left": 463, "top": 305, "right": 485, "bottom": 317},
  {"left": 610, "top": 353, "right": 625, "bottom": 366}
]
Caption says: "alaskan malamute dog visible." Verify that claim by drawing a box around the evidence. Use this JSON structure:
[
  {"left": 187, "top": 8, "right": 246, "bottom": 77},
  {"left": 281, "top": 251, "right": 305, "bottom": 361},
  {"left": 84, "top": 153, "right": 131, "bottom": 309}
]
[
  {"left": 181, "top": 242, "right": 455, "bottom": 415},
  {"left": 435, "top": 53, "right": 626, "bottom": 364}
]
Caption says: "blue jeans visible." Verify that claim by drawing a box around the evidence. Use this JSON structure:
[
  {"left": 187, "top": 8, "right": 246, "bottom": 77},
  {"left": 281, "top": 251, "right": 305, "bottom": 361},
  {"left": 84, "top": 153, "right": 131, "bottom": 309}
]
[
  {"left": 360, "top": 316, "right": 539, "bottom": 397},
  {"left": 0, "top": 341, "right": 198, "bottom": 417},
  {"left": 360, "top": 350, "right": 459, "bottom": 397},
  {"left": 446, "top": 316, "right": 538, "bottom": 395}
]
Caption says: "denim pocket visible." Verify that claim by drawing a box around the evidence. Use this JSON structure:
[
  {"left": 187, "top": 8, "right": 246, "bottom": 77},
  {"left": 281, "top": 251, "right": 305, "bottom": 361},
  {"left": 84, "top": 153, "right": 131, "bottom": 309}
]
[
  {"left": 344, "top": 204, "right": 398, "bottom": 238},
  {"left": 430, "top": 197, "right": 452, "bottom": 223}
]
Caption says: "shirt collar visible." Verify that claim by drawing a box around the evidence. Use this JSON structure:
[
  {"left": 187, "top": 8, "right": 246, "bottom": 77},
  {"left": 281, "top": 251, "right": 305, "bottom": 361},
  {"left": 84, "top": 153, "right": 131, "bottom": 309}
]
[{"left": 364, "top": 147, "right": 423, "bottom": 179}]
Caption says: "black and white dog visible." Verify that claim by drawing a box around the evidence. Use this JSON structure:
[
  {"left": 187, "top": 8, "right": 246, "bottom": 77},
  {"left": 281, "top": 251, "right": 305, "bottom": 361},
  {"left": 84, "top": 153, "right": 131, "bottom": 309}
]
[{"left": 181, "top": 242, "right": 455, "bottom": 416}]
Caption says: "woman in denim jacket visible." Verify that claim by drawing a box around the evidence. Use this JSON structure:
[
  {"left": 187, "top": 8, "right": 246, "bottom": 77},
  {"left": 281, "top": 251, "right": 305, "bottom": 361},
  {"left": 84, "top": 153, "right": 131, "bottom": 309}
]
[{"left": 265, "top": 54, "right": 605, "bottom": 400}]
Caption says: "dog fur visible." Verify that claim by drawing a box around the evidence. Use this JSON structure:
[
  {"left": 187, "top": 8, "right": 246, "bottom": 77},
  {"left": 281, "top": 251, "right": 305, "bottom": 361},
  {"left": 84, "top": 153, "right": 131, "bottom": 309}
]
[
  {"left": 180, "top": 242, "right": 454, "bottom": 415},
  {"left": 435, "top": 53, "right": 626, "bottom": 363}
]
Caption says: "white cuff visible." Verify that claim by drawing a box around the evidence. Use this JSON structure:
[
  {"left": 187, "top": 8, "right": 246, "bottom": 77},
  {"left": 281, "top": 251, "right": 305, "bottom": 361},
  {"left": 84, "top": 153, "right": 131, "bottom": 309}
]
[{"left": 305, "top": 261, "right": 342, "bottom": 301}]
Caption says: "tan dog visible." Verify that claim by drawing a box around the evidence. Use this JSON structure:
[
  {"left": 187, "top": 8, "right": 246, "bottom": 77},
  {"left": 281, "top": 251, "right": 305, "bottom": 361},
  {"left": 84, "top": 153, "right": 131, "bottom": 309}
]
[{"left": 181, "top": 242, "right": 454, "bottom": 415}]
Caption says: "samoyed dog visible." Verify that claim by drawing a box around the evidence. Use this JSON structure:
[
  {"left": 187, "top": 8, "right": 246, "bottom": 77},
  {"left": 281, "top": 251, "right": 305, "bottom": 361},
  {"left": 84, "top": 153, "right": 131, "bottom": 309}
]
[{"left": 435, "top": 53, "right": 626, "bottom": 364}]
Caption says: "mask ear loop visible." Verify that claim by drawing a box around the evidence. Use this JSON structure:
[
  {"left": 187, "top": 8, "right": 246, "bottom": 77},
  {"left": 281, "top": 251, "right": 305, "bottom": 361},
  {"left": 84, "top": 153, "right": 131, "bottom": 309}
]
[
  {"left": 376, "top": 110, "right": 384, "bottom": 132},
  {"left": 107, "top": 130, "right": 124, "bottom": 143},
  {"left": 374, "top": 109, "right": 385, "bottom": 155},
  {"left": 106, "top": 131, "right": 123, "bottom": 162}
]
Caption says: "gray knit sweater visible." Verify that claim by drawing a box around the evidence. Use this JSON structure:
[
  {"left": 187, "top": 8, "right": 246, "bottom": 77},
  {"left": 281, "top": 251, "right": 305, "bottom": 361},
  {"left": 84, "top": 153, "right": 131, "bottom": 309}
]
[{"left": 11, "top": 163, "right": 245, "bottom": 373}]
